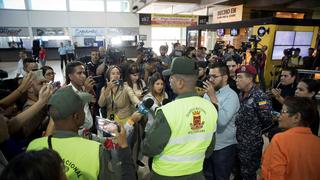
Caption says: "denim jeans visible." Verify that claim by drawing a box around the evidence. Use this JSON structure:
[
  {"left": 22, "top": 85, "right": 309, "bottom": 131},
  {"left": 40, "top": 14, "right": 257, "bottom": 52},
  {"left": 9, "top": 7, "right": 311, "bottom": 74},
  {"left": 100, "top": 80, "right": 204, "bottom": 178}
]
[{"left": 204, "top": 144, "right": 237, "bottom": 180}]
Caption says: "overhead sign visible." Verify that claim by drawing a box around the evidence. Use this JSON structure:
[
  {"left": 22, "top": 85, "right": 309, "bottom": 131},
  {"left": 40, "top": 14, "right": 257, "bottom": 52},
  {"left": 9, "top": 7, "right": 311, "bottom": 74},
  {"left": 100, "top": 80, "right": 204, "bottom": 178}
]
[
  {"left": 71, "top": 28, "right": 105, "bottom": 36},
  {"left": 151, "top": 14, "right": 198, "bottom": 27},
  {"left": 105, "top": 27, "right": 139, "bottom": 37},
  {"left": 139, "top": 14, "right": 152, "bottom": 25},
  {"left": 212, "top": 5, "right": 243, "bottom": 23},
  {"left": 32, "top": 27, "right": 68, "bottom": 36},
  {"left": 198, "top": 16, "right": 209, "bottom": 25},
  {"left": 0, "top": 27, "right": 29, "bottom": 37}
]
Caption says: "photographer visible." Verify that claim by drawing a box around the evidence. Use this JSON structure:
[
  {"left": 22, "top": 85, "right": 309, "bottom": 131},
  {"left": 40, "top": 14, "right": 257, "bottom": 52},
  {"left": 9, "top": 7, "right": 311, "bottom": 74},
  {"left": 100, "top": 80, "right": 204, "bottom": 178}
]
[
  {"left": 98, "top": 66, "right": 140, "bottom": 126},
  {"left": 288, "top": 48, "right": 303, "bottom": 68},
  {"left": 86, "top": 50, "right": 107, "bottom": 77},
  {"left": 196, "top": 46, "right": 207, "bottom": 62},
  {"left": 168, "top": 42, "right": 183, "bottom": 60},
  {"left": 158, "top": 45, "right": 171, "bottom": 69},
  {"left": 281, "top": 49, "right": 291, "bottom": 68},
  {"left": 125, "top": 63, "right": 146, "bottom": 100}
]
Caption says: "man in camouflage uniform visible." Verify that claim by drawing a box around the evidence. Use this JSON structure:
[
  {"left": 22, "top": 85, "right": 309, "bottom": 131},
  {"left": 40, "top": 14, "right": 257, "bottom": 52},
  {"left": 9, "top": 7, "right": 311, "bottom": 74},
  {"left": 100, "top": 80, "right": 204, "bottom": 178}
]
[{"left": 235, "top": 65, "right": 272, "bottom": 180}]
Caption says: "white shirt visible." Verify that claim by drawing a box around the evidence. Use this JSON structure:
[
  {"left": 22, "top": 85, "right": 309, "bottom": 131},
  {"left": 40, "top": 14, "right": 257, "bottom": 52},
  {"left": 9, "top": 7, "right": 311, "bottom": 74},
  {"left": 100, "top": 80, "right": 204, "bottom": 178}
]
[{"left": 16, "top": 59, "right": 25, "bottom": 77}]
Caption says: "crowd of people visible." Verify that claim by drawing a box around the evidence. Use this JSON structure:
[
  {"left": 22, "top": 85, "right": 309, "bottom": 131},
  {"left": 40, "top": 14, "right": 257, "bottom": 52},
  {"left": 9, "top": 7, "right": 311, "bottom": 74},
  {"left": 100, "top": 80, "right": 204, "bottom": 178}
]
[{"left": 0, "top": 41, "right": 320, "bottom": 180}]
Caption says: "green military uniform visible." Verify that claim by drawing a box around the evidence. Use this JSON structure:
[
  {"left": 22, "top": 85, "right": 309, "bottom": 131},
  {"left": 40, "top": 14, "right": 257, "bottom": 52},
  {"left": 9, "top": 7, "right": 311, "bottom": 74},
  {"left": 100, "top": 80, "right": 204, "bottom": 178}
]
[
  {"left": 143, "top": 92, "right": 217, "bottom": 180},
  {"left": 27, "top": 131, "right": 100, "bottom": 180}
]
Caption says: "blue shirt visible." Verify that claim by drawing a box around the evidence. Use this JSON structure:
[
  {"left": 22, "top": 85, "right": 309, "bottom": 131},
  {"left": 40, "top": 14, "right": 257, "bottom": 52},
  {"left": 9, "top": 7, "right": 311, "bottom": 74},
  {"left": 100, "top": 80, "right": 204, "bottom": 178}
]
[
  {"left": 58, "top": 46, "right": 67, "bottom": 55},
  {"left": 66, "top": 45, "right": 75, "bottom": 54},
  {"left": 204, "top": 85, "right": 239, "bottom": 150}
]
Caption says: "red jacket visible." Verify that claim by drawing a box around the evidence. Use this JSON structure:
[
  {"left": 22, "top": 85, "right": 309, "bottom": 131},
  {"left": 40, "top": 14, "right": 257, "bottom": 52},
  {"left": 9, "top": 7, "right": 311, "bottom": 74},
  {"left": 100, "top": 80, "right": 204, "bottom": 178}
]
[{"left": 39, "top": 49, "right": 46, "bottom": 60}]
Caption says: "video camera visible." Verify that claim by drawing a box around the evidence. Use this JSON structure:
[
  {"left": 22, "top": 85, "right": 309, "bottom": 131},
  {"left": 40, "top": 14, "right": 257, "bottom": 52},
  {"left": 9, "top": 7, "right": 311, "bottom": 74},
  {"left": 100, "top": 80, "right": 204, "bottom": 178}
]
[
  {"left": 210, "top": 41, "right": 225, "bottom": 57},
  {"left": 105, "top": 45, "right": 125, "bottom": 65},
  {"left": 284, "top": 48, "right": 297, "bottom": 58},
  {"left": 137, "top": 42, "right": 154, "bottom": 63}
]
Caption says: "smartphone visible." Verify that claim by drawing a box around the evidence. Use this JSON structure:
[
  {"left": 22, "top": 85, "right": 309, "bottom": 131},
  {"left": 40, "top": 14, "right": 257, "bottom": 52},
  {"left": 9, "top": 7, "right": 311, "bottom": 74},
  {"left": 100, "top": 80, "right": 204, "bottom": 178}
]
[
  {"left": 113, "top": 79, "right": 123, "bottom": 86},
  {"left": 51, "top": 81, "right": 61, "bottom": 89},
  {"left": 96, "top": 116, "right": 120, "bottom": 137},
  {"left": 196, "top": 80, "right": 205, "bottom": 89}
]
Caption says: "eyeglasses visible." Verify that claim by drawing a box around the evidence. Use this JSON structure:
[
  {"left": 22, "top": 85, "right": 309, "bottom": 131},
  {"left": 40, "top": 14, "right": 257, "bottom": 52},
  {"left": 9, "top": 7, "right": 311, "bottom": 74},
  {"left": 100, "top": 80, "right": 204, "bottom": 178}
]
[{"left": 208, "top": 75, "right": 223, "bottom": 80}]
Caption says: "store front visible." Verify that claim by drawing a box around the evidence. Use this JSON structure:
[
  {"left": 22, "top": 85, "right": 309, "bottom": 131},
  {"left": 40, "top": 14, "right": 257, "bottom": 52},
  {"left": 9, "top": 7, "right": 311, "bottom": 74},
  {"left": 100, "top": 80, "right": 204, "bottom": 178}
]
[
  {"left": 187, "top": 17, "right": 320, "bottom": 87},
  {"left": 0, "top": 27, "right": 31, "bottom": 61},
  {"left": 32, "top": 27, "right": 69, "bottom": 60}
]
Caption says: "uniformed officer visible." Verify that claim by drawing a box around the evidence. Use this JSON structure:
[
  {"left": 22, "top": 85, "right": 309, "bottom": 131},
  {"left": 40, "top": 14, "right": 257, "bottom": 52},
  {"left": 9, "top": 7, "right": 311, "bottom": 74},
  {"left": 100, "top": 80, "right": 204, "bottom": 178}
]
[
  {"left": 27, "top": 86, "right": 135, "bottom": 180},
  {"left": 143, "top": 57, "right": 218, "bottom": 180},
  {"left": 235, "top": 65, "right": 272, "bottom": 180}
]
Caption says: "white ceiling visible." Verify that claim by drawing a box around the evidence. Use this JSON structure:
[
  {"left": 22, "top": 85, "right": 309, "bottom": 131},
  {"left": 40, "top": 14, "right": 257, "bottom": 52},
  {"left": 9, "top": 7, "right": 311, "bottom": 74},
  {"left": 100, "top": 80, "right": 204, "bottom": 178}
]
[{"left": 138, "top": 2, "right": 229, "bottom": 16}]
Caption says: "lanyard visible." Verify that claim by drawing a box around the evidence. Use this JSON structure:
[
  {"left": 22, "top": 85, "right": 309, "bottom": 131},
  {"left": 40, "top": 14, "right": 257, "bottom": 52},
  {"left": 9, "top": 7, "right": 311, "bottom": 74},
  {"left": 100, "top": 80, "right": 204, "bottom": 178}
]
[
  {"left": 47, "top": 135, "right": 53, "bottom": 149},
  {"left": 110, "top": 86, "right": 119, "bottom": 120}
]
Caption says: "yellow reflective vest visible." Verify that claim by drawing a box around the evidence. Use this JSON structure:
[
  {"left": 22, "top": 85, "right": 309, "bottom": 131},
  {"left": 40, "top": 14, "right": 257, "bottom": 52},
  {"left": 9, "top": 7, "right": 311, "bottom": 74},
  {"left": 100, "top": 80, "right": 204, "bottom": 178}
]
[
  {"left": 152, "top": 96, "right": 217, "bottom": 176},
  {"left": 27, "top": 136, "right": 100, "bottom": 180}
]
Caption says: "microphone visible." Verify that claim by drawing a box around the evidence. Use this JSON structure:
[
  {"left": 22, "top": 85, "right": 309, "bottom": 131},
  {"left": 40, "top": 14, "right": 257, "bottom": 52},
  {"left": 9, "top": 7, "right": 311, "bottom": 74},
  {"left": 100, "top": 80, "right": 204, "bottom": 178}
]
[
  {"left": 162, "top": 98, "right": 170, "bottom": 105},
  {"left": 138, "top": 98, "right": 154, "bottom": 114}
]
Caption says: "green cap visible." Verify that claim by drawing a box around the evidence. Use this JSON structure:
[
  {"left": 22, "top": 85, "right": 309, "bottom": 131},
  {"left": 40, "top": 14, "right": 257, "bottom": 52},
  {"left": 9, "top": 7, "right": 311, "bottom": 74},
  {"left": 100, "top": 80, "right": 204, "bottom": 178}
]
[
  {"left": 162, "top": 57, "right": 198, "bottom": 76},
  {"left": 48, "top": 86, "right": 92, "bottom": 120}
]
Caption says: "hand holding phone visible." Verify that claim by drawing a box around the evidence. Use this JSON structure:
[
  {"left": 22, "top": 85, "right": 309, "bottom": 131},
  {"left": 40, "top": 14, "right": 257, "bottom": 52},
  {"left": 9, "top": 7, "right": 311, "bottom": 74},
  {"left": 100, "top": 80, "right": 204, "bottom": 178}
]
[{"left": 96, "top": 116, "right": 120, "bottom": 137}]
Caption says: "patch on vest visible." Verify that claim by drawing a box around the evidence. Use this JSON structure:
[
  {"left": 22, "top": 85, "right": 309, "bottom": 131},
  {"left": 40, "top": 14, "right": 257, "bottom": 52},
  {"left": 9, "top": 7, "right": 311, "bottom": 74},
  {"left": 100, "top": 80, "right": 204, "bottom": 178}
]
[
  {"left": 190, "top": 111, "right": 204, "bottom": 130},
  {"left": 63, "top": 158, "right": 82, "bottom": 178}
]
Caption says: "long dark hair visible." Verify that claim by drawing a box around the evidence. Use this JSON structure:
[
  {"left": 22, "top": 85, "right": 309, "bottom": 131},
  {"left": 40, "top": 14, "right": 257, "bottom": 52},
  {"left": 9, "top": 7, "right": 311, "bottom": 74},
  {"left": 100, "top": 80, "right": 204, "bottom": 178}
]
[
  {"left": 299, "top": 78, "right": 320, "bottom": 99},
  {"left": 126, "top": 63, "right": 144, "bottom": 90},
  {"left": 148, "top": 72, "right": 165, "bottom": 97},
  {"left": 0, "top": 149, "right": 65, "bottom": 180}
]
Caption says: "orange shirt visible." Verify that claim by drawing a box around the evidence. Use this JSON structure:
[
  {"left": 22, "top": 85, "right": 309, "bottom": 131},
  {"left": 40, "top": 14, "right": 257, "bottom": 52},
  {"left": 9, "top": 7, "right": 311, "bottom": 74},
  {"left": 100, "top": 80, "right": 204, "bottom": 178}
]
[{"left": 261, "top": 127, "right": 320, "bottom": 180}]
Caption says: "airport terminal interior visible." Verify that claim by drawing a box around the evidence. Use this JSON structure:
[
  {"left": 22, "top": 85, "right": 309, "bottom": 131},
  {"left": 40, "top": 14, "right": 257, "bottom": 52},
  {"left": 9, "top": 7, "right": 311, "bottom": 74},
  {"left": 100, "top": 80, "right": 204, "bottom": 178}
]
[{"left": 1, "top": 0, "right": 320, "bottom": 180}]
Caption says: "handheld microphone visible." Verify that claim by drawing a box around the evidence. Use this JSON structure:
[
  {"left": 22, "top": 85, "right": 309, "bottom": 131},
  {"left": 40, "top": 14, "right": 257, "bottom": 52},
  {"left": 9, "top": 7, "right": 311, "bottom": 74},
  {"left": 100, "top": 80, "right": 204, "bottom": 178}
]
[{"left": 138, "top": 98, "right": 154, "bottom": 114}]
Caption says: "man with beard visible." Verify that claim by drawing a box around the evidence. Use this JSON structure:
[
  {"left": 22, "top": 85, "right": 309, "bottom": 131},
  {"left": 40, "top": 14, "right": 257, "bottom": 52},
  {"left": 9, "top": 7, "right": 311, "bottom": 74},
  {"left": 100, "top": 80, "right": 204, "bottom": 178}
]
[
  {"left": 203, "top": 62, "right": 240, "bottom": 180},
  {"left": 235, "top": 65, "right": 272, "bottom": 180},
  {"left": 158, "top": 45, "right": 171, "bottom": 69},
  {"left": 196, "top": 47, "right": 207, "bottom": 62}
]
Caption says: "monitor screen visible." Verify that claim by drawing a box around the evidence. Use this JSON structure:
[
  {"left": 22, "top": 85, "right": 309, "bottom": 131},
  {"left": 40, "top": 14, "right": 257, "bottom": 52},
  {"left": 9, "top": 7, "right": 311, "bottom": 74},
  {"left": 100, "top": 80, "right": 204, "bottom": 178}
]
[
  {"left": 217, "top": 29, "right": 224, "bottom": 36},
  {"left": 230, "top": 28, "right": 239, "bottom": 36}
]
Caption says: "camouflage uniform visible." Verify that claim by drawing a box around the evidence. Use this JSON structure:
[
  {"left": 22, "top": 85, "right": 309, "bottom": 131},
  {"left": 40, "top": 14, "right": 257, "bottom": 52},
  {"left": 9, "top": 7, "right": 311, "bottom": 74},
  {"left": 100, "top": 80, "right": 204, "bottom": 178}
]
[{"left": 235, "top": 85, "right": 272, "bottom": 179}]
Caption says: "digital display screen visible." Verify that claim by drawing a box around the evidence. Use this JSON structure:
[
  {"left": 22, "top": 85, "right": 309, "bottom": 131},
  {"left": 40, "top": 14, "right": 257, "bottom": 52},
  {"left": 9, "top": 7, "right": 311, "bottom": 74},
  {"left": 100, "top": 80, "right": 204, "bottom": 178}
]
[
  {"left": 230, "top": 28, "right": 239, "bottom": 36},
  {"left": 217, "top": 29, "right": 224, "bottom": 36}
]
